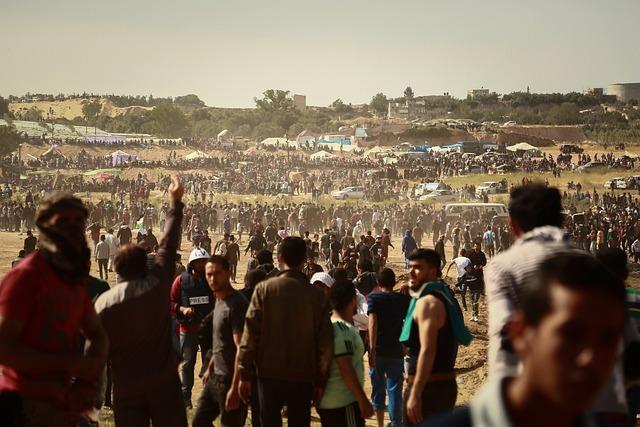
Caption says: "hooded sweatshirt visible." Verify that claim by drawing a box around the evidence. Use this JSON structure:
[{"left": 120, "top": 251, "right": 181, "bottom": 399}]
[{"left": 401, "top": 230, "right": 417, "bottom": 257}]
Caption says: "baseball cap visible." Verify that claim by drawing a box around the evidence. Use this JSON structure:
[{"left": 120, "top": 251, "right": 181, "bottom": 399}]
[{"left": 310, "top": 272, "right": 335, "bottom": 288}]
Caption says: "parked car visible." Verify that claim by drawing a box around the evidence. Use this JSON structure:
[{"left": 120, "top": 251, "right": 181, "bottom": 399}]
[
  {"left": 475, "top": 181, "right": 507, "bottom": 197},
  {"left": 414, "top": 182, "right": 448, "bottom": 198},
  {"left": 604, "top": 177, "right": 628, "bottom": 190},
  {"left": 577, "top": 161, "right": 606, "bottom": 171},
  {"left": 331, "top": 186, "right": 366, "bottom": 200},
  {"left": 418, "top": 189, "right": 458, "bottom": 202},
  {"left": 559, "top": 144, "right": 584, "bottom": 154}
]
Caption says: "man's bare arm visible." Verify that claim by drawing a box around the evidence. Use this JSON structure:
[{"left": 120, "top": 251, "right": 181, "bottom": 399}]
[{"left": 412, "top": 295, "right": 446, "bottom": 395}]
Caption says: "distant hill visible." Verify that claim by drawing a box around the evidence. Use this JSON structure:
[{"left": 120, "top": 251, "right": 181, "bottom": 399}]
[{"left": 8, "top": 98, "right": 154, "bottom": 121}]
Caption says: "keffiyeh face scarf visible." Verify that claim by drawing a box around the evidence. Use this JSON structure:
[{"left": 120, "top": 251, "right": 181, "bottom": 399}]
[{"left": 37, "top": 207, "right": 90, "bottom": 284}]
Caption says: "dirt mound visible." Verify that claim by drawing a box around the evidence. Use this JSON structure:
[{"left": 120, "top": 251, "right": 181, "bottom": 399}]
[
  {"left": 500, "top": 125, "right": 586, "bottom": 143},
  {"left": 9, "top": 98, "right": 87, "bottom": 121},
  {"left": 100, "top": 99, "right": 153, "bottom": 117}
]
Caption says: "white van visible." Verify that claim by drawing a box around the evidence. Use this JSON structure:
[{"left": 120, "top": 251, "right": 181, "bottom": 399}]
[{"left": 414, "top": 182, "right": 448, "bottom": 198}]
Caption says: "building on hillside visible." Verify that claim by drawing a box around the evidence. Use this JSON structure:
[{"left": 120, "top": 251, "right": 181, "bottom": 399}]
[
  {"left": 293, "top": 94, "right": 306, "bottom": 111},
  {"left": 467, "top": 88, "right": 490, "bottom": 99},
  {"left": 607, "top": 83, "right": 640, "bottom": 103},
  {"left": 388, "top": 94, "right": 452, "bottom": 119},
  {"left": 296, "top": 130, "right": 320, "bottom": 147}
]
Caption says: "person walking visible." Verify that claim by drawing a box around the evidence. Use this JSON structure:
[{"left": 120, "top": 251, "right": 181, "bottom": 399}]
[
  {"left": 367, "top": 268, "right": 410, "bottom": 427},
  {"left": 402, "top": 229, "right": 418, "bottom": 269},
  {"left": 171, "top": 247, "right": 214, "bottom": 408},
  {"left": 0, "top": 193, "right": 108, "bottom": 425},
  {"left": 95, "top": 176, "right": 187, "bottom": 426},
  {"left": 401, "top": 249, "right": 472, "bottom": 425},
  {"left": 226, "top": 235, "right": 241, "bottom": 283},
  {"left": 95, "top": 234, "right": 110, "bottom": 280},
  {"left": 193, "top": 255, "right": 249, "bottom": 427},
  {"left": 237, "top": 237, "right": 333, "bottom": 427},
  {"left": 317, "top": 279, "right": 374, "bottom": 427}
]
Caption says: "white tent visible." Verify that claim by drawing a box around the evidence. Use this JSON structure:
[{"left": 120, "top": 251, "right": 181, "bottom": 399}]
[
  {"left": 110, "top": 150, "right": 138, "bottom": 166},
  {"left": 184, "top": 150, "right": 211, "bottom": 160},
  {"left": 364, "top": 146, "right": 389, "bottom": 157},
  {"left": 310, "top": 150, "right": 336, "bottom": 160},
  {"left": 217, "top": 129, "right": 232, "bottom": 143},
  {"left": 506, "top": 142, "right": 539, "bottom": 152}
]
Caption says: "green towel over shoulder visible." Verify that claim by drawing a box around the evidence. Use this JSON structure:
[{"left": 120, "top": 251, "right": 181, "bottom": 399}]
[{"left": 399, "top": 281, "right": 474, "bottom": 346}]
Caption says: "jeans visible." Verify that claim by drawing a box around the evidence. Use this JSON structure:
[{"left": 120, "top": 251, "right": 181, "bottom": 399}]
[
  {"left": 257, "top": 377, "right": 313, "bottom": 427},
  {"left": 370, "top": 356, "right": 404, "bottom": 426},
  {"left": 180, "top": 331, "right": 205, "bottom": 402},
  {"left": 192, "top": 375, "right": 247, "bottom": 427}
]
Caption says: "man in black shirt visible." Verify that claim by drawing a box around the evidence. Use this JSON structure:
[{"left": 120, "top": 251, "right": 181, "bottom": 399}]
[
  {"left": 23, "top": 230, "right": 37, "bottom": 254},
  {"left": 193, "top": 255, "right": 249, "bottom": 427}
]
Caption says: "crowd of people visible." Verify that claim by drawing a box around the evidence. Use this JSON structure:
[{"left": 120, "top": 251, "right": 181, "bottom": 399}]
[{"left": 0, "top": 176, "right": 638, "bottom": 427}]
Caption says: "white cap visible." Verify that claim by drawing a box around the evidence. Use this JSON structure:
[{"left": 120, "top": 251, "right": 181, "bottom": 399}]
[
  {"left": 188, "top": 248, "right": 210, "bottom": 265},
  {"left": 310, "top": 272, "right": 335, "bottom": 288}
]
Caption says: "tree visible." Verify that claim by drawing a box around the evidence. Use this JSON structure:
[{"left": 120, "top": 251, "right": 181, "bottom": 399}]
[
  {"left": 370, "top": 93, "right": 388, "bottom": 117},
  {"left": 255, "top": 90, "right": 295, "bottom": 113},
  {"left": 0, "top": 97, "right": 9, "bottom": 118},
  {"left": 145, "top": 104, "right": 190, "bottom": 137},
  {"left": 0, "top": 126, "right": 24, "bottom": 156},
  {"left": 404, "top": 86, "right": 414, "bottom": 100},
  {"left": 24, "top": 107, "right": 43, "bottom": 122},
  {"left": 82, "top": 99, "right": 102, "bottom": 122},
  {"left": 331, "top": 99, "right": 352, "bottom": 114},
  {"left": 175, "top": 94, "right": 205, "bottom": 108}
]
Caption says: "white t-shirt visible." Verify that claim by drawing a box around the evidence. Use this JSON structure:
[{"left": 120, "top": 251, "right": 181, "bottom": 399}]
[{"left": 451, "top": 256, "right": 472, "bottom": 278}]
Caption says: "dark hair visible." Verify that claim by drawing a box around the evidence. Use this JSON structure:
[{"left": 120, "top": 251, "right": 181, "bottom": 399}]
[
  {"left": 279, "top": 237, "right": 307, "bottom": 267},
  {"left": 408, "top": 248, "right": 441, "bottom": 270},
  {"left": 508, "top": 184, "right": 563, "bottom": 232},
  {"left": 377, "top": 268, "right": 396, "bottom": 290},
  {"left": 330, "top": 279, "right": 356, "bottom": 311},
  {"left": 207, "top": 255, "right": 230, "bottom": 271},
  {"left": 595, "top": 248, "right": 629, "bottom": 282},
  {"left": 100, "top": 235, "right": 106, "bottom": 241},
  {"left": 328, "top": 267, "right": 349, "bottom": 281},
  {"left": 256, "top": 249, "right": 273, "bottom": 265},
  {"left": 520, "top": 253, "right": 625, "bottom": 326},
  {"left": 114, "top": 244, "right": 148, "bottom": 281},
  {"left": 357, "top": 258, "right": 373, "bottom": 272},
  {"left": 245, "top": 269, "right": 267, "bottom": 289}
]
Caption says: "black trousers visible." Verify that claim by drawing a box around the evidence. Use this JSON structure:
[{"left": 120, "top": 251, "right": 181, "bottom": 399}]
[
  {"left": 192, "top": 375, "right": 247, "bottom": 427},
  {"left": 403, "top": 379, "right": 457, "bottom": 427},
  {"left": 257, "top": 377, "right": 313, "bottom": 427},
  {"left": 317, "top": 401, "right": 364, "bottom": 427}
]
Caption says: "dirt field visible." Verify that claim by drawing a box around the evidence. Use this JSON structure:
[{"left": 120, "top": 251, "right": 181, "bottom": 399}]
[
  {"left": 3, "top": 141, "right": 640, "bottom": 425},
  {"left": 0, "top": 224, "right": 488, "bottom": 426}
]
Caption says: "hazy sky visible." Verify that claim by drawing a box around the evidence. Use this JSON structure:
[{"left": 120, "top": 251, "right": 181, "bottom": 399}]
[{"left": 1, "top": 0, "right": 639, "bottom": 108}]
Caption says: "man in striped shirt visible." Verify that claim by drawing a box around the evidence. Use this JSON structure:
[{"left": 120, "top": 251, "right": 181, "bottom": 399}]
[{"left": 485, "top": 184, "right": 578, "bottom": 378}]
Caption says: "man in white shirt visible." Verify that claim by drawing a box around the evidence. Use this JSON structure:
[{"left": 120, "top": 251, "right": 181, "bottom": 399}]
[
  {"left": 104, "top": 228, "right": 119, "bottom": 272},
  {"left": 445, "top": 248, "right": 472, "bottom": 310},
  {"left": 95, "top": 234, "right": 110, "bottom": 280}
]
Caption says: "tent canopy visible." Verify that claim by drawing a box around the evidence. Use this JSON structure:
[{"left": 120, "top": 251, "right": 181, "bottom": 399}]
[
  {"left": 184, "top": 150, "right": 211, "bottom": 160},
  {"left": 41, "top": 147, "right": 65, "bottom": 158},
  {"left": 310, "top": 150, "right": 336, "bottom": 160},
  {"left": 364, "top": 146, "right": 390, "bottom": 157},
  {"left": 507, "top": 142, "right": 539, "bottom": 152},
  {"left": 110, "top": 150, "right": 130, "bottom": 157}
]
